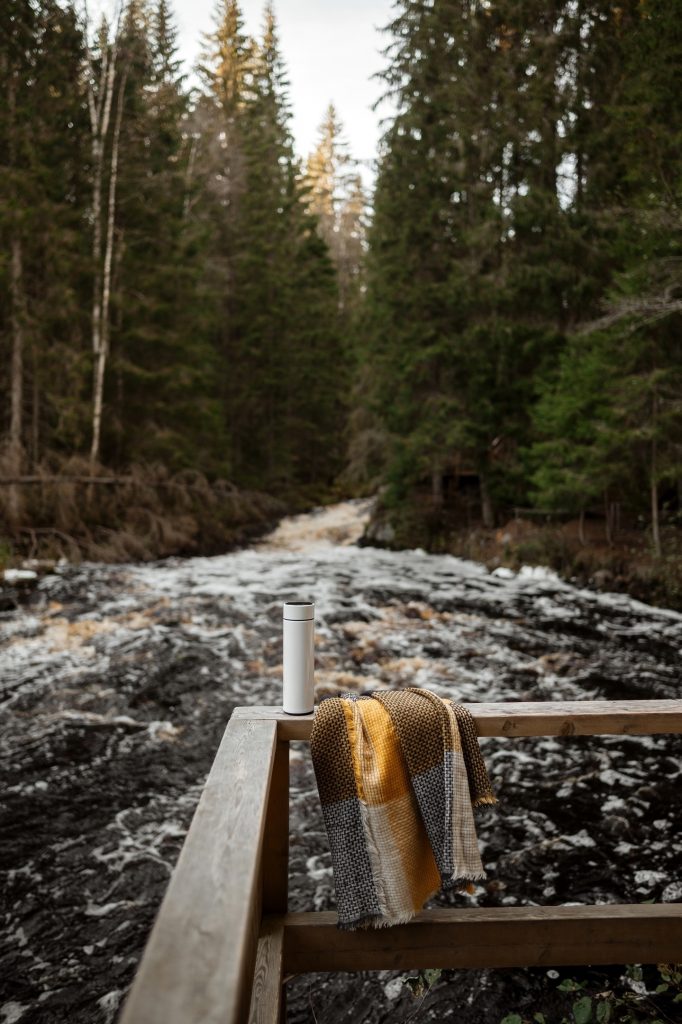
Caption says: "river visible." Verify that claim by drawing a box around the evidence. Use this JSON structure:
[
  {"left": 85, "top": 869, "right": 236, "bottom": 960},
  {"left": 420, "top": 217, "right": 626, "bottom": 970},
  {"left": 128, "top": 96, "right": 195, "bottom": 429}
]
[{"left": 1, "top": 500, "right": 680, "bottom": 1023}]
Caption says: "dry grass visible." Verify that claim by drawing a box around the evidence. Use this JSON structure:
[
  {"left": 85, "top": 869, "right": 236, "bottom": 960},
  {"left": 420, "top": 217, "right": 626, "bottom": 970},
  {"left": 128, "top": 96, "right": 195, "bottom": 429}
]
[{"left": 0, "top": 455, "right": 283, "bottom": 564}]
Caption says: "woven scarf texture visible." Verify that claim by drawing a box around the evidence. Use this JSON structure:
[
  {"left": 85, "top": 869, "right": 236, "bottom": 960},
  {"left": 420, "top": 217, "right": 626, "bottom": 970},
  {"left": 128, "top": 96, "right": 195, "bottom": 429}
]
[{"left": 310, "top": 687, "right": 496, "bottom": 930}]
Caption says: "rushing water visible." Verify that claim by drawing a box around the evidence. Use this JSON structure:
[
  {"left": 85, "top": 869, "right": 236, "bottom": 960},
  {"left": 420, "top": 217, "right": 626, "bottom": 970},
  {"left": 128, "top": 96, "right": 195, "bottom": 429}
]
[{"left": 1, "top": 500, "right": 680, "bottom": 1024}]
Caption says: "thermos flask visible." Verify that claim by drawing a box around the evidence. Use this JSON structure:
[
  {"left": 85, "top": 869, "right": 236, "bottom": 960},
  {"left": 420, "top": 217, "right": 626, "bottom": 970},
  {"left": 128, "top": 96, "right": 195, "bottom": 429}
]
[{"left": 282, "top": 601, "right": 315, "bottom": 715}]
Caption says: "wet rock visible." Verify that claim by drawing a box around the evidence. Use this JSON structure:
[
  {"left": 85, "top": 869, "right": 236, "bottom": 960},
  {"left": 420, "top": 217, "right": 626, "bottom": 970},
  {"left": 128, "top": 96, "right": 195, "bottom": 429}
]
[
  {"left": 0, "top": 587, "right": 19, "bottom": 612},
  {"left": 362, "top": 518, "right": 395, "bottom": 546}
]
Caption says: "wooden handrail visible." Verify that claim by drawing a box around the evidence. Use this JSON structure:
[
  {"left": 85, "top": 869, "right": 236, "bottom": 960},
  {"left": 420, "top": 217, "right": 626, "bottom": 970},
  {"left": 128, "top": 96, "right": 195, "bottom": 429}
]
[
  {"left": 120, "top": 715, "right": 279, "bottom": 1024},
  {"left": 232, "top": 699, "right": 682, "bottom": 740},
  {"left": 120, "top": 700, "right": 682, "bottom": 1024}
]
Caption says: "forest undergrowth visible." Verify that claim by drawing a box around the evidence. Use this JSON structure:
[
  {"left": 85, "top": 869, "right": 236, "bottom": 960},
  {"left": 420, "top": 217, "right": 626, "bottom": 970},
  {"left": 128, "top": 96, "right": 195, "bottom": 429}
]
[
  {"left": 365, "top": 503, "right": 682, "bottom": 612},
  {"left": 0, "top": 455, "right": 284, "bottom": 566}
]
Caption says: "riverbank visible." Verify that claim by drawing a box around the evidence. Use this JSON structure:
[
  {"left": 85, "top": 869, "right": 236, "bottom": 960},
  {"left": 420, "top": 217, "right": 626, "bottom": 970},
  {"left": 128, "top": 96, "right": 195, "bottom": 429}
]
[
  {"left": 0, "top": 462, "right": 286, "bottom": 568},
  {"left": 364, "top": 509, "right": 682, "bottom": 612}
]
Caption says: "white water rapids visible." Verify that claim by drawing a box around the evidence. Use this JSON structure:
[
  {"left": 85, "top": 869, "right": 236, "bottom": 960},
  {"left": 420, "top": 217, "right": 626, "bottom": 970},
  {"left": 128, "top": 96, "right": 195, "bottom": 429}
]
[{"left": 1, "top": 499, "right": 680, "bottom": 1024}]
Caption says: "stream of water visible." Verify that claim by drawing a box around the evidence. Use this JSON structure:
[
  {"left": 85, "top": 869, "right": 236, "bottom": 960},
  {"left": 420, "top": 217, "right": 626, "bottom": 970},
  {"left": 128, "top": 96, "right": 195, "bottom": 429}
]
[{"left": 1, "top": 500, "right": 680, "bottom": 1023}]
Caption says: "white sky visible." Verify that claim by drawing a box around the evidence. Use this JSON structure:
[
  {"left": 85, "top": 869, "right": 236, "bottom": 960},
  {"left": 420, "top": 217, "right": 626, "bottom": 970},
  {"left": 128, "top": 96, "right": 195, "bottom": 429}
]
[{"left": 173, "top": 0, "right": 396, "bottom": 172}]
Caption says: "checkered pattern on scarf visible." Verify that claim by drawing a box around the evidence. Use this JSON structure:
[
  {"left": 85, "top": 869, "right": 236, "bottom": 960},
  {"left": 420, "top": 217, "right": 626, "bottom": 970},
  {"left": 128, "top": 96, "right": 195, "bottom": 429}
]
[{"left": 310, "top": 688, "right": 496, "bottom": 930}]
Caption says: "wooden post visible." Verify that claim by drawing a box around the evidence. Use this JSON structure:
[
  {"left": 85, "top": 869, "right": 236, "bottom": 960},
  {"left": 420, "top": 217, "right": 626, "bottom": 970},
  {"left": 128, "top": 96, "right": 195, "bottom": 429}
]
[
  {"left": 248, "top": 918, "right": 285, "bottom": 1024},
  {"left": 249, "top": 738, "right": 289, "bottom": 1023},
  {"left": 262, "top": 739, "right": 289, "bottom": 913}
]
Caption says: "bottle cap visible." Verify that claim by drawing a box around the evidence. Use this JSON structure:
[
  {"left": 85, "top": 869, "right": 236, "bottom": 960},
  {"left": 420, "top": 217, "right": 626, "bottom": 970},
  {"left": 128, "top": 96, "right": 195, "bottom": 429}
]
[{"left": 283, "top": 601, "right": 314, "bottom": 621}]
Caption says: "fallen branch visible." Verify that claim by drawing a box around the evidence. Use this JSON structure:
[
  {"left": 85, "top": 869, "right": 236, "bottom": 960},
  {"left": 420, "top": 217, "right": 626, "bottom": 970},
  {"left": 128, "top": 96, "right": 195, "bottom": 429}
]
[{"left": 0, "top": 476, "right": 228, "bottom": 493}]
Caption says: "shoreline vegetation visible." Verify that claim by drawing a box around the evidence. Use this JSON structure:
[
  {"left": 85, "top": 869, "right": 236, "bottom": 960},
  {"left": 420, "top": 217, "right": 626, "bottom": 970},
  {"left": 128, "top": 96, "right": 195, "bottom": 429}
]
[
  {"left": 0, "top": 460, "right": 284, "bottom": 569},
  {"left": 365, "top": 500, "right": 682, "bottom": 612},
  {"left": 2, "top": 486, "right": 681, "bottom": 615}
]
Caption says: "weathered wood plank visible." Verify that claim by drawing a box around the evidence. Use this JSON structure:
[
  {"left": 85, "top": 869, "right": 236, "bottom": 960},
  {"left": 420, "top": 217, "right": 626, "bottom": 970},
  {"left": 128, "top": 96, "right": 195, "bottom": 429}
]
[
  {"left": 233, "top": 700, "right": 682, "bottom": 741},
  {"left": 248, "top": 918, "right": 284, "bottom": 1024},
  {"left": 262, "top": 740, "right": 289, "bottom": 914},
  {"left": 281, "top": 905, "right": 682, "bottom": 972},
  {"left": 120, "top": 717, "right": 278, "bottom": 1024}
]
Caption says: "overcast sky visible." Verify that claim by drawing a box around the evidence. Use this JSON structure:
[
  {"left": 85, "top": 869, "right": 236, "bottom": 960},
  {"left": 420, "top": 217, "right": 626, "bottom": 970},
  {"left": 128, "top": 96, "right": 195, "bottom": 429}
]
[{"left": 173, "top": 0, "right": 395, "bottom": 173}]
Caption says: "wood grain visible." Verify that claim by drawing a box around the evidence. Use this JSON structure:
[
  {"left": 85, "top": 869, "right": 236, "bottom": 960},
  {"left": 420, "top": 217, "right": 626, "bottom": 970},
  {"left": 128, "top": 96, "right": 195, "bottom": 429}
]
[
  {"left": 261, "top": 740, "right": 289, "bottom": 914},
  {"left": 248, "top": 918, "right": 284, "bottom": 1024},
  {"left": 281, "top": 905, "right": 682, "bottom": 972},
  {"left": 232, "top": 700, "right": 682, "bottom": 741},
  {"left": 120, "top": 717, "right": 277, "bottom": 1024}
]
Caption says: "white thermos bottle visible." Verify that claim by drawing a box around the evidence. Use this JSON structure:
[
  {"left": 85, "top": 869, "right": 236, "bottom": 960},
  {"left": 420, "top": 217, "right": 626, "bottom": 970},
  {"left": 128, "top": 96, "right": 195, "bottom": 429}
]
[{"left": 282, "top": 601, "right": 315, "bottom": 715}]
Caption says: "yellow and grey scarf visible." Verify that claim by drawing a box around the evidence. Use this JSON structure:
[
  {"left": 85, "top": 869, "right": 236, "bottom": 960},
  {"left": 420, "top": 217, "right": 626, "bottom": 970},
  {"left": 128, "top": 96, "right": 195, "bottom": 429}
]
[{"left": 311, "top": 688, "right": 496, "bottom": 930}]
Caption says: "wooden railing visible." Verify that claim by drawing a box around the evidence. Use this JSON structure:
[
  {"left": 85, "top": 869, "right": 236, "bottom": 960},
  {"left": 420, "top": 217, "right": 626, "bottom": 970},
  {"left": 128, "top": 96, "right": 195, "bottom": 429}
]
[{"left": 120, "top": 700, "right": 682, "bottom": 1024}]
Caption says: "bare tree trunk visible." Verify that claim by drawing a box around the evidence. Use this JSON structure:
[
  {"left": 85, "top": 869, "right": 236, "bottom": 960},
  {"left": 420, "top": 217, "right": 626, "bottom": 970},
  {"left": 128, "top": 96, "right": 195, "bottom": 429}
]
[
  {"left": 651, "top": 392, "right": 661, "bottom": 557},
  {"left": 183, "top": 134, "right": 198, "bottom": 219},
  {"left": 431, "top": 465, "right": 443, "bottom": 510},
  {"left": 651, "top": 476, "right": 661, "bottom": 556},
  {"left": 6, "top": 69, "right": 25, "bottom": 522},
  {"left": 32, "top": 344, "right": 40, "bottom": 465},
  {"left": 86, "top": 15, "right": 120, "bottom": 469},
  {"left": 604, "top": 493, "right": 612, "bottom": 546},
  {"left": 8, "top": 235, "right": 26, "bottom": 522},
  {"left": 9, "top": 237, "right": 24, "bottom": 456},
  {"left": 90, "top": 61, "right": 127, "bottom": 466},
  {"left": 89, "top": 42, "right": 117, "bottom": 378},
  {"left": 480, "top": 474, "right": 494, "bottom": 529},
  {"left": 578, "top": 508, "right": 585, "bottom": 546}
]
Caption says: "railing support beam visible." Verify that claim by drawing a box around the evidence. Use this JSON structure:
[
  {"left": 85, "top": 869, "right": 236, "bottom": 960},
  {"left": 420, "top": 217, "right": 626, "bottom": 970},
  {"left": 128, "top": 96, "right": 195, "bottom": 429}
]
[{"left": 281, "top": 905, "right": 682, "bottom": 972}]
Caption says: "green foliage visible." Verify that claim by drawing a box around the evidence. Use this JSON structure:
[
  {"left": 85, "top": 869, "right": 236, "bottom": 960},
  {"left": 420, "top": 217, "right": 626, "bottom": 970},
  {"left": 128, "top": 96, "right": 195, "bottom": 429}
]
[
  {"left": 499, "top": 963, "right": 682, "bottom": 1024},
  {"left": 571, "top": 996, "right": 593, "bottom": 1023},
  {"left": 402, "top": 967, "right": 442, "bottom": 999},
  {"left": 196, "top": 1, "right": 347, "bottom": 497},
  {"left": 1, "top": 0, "right": 353, "bottom": 546},
  {"left": 361, "top": 0, "right": 682, "bottom": 549}
]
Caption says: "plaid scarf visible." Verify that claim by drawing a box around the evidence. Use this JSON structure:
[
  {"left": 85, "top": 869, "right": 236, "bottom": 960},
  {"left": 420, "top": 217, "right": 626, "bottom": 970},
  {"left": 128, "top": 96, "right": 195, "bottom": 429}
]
[{"left": 311, "top": 688, "right": 496, "bottom": 930}]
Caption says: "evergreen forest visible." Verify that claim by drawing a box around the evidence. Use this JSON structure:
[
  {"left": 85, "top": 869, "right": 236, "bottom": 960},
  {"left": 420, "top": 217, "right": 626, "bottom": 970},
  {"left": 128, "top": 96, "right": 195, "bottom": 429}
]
[{"left": 1, "top": 0, "right": 681, "bottom": 594}]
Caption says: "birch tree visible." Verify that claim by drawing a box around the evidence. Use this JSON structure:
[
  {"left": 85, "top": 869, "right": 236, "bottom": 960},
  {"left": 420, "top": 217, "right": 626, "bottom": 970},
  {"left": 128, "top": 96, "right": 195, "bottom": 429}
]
[{"left": 85, "top": 7, "right": 124, "bottom": 467}]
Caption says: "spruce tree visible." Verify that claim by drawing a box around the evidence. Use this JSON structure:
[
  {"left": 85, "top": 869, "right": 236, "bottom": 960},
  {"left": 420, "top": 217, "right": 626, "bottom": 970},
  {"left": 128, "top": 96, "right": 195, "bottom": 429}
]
[
  {"left": 530, "top": 0, "right": 682, "bottom": 552},
  {"left": 305, "top": 104, "right": 366, "bottom": 312},
  {"left": 0, "top": 0, "right": 90, "bottom": 477},
  {"left": 198, "top": 2, "right": 345, "bottom": 497},
  {"left": 105, "top": 0, "right": 226, "bottom": 472}
]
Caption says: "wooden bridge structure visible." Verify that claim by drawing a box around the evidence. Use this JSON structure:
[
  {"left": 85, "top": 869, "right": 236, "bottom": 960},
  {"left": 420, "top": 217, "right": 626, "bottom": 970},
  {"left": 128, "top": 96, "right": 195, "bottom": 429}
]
[{"left": 120, "top": 700, "right": 682, "bottom": 1024}]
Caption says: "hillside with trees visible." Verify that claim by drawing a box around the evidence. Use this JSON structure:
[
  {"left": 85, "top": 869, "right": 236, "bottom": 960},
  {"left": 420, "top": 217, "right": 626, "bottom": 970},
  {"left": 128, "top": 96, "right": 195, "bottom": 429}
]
[
  {"left": 1, "top": 0, "right": 680, "bottom": 602},
  {"left": 357, "top": 0, "right": 681, "bottom": 603},
  {"left": 0, "top": 0, "right": 356, "bottom": 559}
]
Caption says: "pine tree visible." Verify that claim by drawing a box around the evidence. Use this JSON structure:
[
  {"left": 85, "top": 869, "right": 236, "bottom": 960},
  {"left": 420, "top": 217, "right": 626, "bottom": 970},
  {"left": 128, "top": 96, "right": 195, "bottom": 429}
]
[
  {"left": 362, "top": 0, "right": 647, "bottom": 538},
  {"left": 362, "top": 0, "right": 506, "bottom": 534},
  {"left": 96, "top": 0, "right": 226, "bottom": 472},
  {"left": 305, "top": 104, "right": 366, "bottom": 311},
  {"left": 530, "top": 0, "right": 682, "bottom": 552},
  {"left": 0, "top": 0, "right": 36, "bottom": 506},
  {"left": 196, "top": 2, "right": 345, "bottom": 496},
  {"left": 0, "top": 0, "right": 90, "bottom": 485}
]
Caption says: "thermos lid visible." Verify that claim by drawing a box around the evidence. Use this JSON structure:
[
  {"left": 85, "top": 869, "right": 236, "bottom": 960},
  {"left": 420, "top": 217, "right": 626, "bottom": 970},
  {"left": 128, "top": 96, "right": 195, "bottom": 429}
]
[{"left": 283, "top": 601, "right": 314, "bottom": 621}]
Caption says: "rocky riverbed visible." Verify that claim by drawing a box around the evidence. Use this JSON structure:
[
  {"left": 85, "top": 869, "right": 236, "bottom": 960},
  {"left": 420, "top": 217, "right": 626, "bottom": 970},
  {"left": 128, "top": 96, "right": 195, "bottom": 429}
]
[{"left": 1, "top": 500, "right": 680, "bottom": 1024}]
